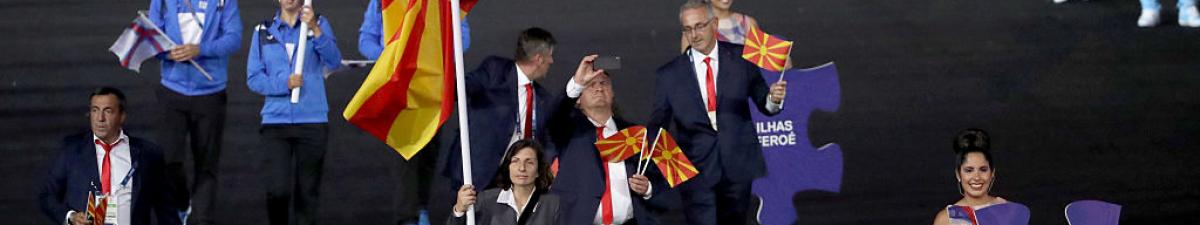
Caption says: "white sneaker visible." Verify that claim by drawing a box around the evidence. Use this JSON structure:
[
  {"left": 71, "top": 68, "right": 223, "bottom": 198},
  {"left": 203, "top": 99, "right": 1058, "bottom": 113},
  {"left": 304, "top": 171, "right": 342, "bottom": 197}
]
[
  {"left": 1139, "top": 9, "right": 1161, "bottom": 27},
  {"left": 1053, "top": 0, "right": 1067, "bottom": 4},
  {"left": 1179, "top": 7, "right": 1200, "bottom": 27}
]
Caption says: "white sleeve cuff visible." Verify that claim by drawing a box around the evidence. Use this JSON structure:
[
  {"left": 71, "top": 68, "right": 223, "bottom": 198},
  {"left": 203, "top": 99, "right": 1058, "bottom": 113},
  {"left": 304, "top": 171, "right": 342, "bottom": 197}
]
[
  {"left": 765, "top": 95, "right": 784, "bottom": 114},
  {"left": 65, "top": 210, "right": 75, "bottom": 225},
  {"left": 642, "top": 182, "right": 654, "bottom": 200},
  {"left": 566, "top": 78, "right": 585, "bottom": 98},
  {"left": 453, "top": 209, "right": 465, "bottom": 218}
]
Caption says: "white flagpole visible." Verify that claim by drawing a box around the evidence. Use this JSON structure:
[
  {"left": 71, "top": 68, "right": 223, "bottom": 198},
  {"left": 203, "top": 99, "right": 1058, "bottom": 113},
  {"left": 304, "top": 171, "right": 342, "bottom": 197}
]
[
  {"left": 639, "top": 129, "right": 664, "bottom": 175},
  {"left": 136, "top": 11, "right": 214, "bottom": 81},
  {"left": 289, "top": 0, "right": 314, "bottom": 104},
  {"left": 636, "top": 128, "right": 649, "bottom": 173},
  {"left": 450, "top": 0, "right": 475, "bottom": 224}
]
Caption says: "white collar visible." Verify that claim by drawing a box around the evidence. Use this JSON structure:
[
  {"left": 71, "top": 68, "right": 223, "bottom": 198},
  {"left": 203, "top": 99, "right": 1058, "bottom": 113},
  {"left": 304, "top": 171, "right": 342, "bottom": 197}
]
[
  {"left": 515, "top": 63, "right": 533, "bottom": 86},
  {"left": 586, "top": 116, "right": 616, "bottom": 130},
  {"left": 93, "top": 130, "right": 129, "bottom": 146},
  {"left": 497, "top": 187, "right": 540, "bottom": 214},
  {"left": 689, "top": 43, "right": 719, "bottom": 63}
]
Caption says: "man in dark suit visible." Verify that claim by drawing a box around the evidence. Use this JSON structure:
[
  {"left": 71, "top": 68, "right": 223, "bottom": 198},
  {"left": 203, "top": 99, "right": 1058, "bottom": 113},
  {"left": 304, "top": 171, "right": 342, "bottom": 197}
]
[
  {"left": 552, "top": 74, "right": 667, "bottom": 225},
  {"left": 645, "top": 1, "right": 789, "bottom": 224},
  {"left": 441, "top": 27, "right": 604, "bottom": 192},
  {"left": 39, "top": 87, "right": 181, "bottom": 225}
]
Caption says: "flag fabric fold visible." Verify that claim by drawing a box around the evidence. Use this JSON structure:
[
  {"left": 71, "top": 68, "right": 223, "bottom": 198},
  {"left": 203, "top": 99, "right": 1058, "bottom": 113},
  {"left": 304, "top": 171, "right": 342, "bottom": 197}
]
[
  {"left": 594, "top": 125, "right": 646, "bottom": 163},
  {"left": 649, "top": 128, "right": 699, "bottom": 188},
  {"left": 343, "top": 0, "right": 477, "bottom": 159},
  {"left": 741, "top": 25, "right": 793, "bottom": 72},
  {"left": 109, "top": 13, "right": 176, "bottom": 72}
]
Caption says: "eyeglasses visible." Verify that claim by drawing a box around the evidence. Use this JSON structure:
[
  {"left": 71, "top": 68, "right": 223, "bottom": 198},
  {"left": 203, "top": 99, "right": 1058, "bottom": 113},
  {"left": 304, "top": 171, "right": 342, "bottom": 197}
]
[{"left": 682, "top": 18, "right": 716, "bottom": 35}]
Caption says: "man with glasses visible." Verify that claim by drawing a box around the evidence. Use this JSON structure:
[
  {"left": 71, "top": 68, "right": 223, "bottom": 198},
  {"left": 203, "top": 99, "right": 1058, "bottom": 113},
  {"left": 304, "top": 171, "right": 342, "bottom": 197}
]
[{"left": 645, "top": 1, "right": 788, "bottom": 224}]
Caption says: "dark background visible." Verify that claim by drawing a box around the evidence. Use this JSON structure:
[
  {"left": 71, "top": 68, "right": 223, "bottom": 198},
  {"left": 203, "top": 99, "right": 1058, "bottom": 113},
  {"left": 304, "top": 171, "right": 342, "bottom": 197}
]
[{"left": 3, "top": 0, "right": 1199, "bottom": 224}]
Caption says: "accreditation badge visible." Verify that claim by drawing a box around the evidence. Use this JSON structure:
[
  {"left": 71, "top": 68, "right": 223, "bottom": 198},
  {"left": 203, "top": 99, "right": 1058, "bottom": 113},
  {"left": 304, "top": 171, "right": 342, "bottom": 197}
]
[{"left": 105, "top": 195, "right": 119, "bottom": 225}]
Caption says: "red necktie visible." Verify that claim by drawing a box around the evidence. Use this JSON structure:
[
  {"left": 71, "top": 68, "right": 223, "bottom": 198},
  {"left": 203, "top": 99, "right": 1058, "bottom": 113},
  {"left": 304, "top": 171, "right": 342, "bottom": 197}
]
[
  {"left": 95, "top": 139, "right": 119, "bottom": 194},
  {"left": 703, "top": 57, "right": 717, "bottom": 112},
  {"left": 597, "top": 125, "right": 614, "bottom": 224},
  {"left": 523, "top": 84, "right": 534, "bottom": 140}
]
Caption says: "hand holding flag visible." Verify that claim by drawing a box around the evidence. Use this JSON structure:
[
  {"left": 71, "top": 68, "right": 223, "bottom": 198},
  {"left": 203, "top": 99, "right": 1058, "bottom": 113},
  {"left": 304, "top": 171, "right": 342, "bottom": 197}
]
[
  {"left": 637, "top": 128, "right": 699, "bottom": 188},
  {"left": 110, "top": 11, "right": 213, "bottom": 80}
]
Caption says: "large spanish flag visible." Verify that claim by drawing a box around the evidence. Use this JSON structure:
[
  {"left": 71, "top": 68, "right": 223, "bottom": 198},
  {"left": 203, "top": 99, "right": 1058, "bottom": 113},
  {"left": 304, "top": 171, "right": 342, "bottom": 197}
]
[{"left": 343, "top": 0, "right": 477, "bottom": 159}]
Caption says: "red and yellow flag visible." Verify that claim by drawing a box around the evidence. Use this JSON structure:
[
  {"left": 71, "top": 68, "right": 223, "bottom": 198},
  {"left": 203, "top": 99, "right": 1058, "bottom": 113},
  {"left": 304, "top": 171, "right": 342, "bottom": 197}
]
[
  {"left": 594, "top": 125, "right": 646, "bottom": 163},
  {"left": 343, "top": 0, "right": 477, "bottom": 159},
  {"left": 86, "top": 192, "right": 106, "bottom": 225},
  {"left": 741, "top": 25, "right": 793, "bottom": 72},
  {"left": 649, "top": 128, "right": 699, "bottom": 188}
]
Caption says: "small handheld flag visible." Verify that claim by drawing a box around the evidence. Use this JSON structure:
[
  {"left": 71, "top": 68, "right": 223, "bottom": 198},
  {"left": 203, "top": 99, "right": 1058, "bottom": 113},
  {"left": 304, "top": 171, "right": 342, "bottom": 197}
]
[
  {"left": 947, "top": 205, "right": 979, "bottom": 225},
  {"left": 594, "top": 125, "right": 647, "bottom": 163},
  {"left": 86, "top": 192, "right": 107, "bottom": 225},
  {"left": 644, "top": 128, "right": 699, "bottom": 188},
  {"left": 741, "top": 25, "right": 793, "bottom": 72},
  {"left": 109, "top": 11, "right": 213, "bottom": 80}
]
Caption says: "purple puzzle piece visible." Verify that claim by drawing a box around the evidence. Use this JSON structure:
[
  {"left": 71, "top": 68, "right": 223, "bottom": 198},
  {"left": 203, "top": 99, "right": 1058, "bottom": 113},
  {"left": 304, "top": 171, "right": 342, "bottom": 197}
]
[
  {"left": 1065, "top": 200, "right": 1121, "bottom": 225},
  {"left": 976, "top": 202, "right": 1031, "bottom": 225},
  {"left": 750, "top": 62, "right": 843, "bottom": 225}
]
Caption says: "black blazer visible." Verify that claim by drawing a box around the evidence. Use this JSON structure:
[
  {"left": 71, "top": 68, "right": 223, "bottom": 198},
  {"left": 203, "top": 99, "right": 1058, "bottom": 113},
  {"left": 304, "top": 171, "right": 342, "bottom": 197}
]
[
  {"left": 646, "top": 42, "right": 780, "bottom": 187},
  {"left": 446, "top": 188, "right": 560, "bottom": 225},
  {"left": 442, "top": 56, "right": 569, "bottom": 191},
  {"left": 39, "top": 132, "right": 181, "bottom": 225},
  {"left": 550, "top": 111, "right": 668, "bottom": 225}
]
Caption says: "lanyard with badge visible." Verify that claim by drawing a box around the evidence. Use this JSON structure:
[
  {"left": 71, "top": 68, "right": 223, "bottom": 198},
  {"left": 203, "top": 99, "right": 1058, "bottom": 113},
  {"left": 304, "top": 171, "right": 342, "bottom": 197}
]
[{"left": 181, "top": 0, "right": 206, "bottom": 29}]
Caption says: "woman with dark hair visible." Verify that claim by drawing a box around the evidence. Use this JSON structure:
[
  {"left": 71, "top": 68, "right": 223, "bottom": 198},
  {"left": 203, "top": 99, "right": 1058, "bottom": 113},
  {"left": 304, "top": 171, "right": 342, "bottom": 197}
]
[
  {"left": 449, "top": 139, "right": 559, "bottom": 225},
  {"left": 933, "top": 129, "right": 1029, "bottom": 225}
]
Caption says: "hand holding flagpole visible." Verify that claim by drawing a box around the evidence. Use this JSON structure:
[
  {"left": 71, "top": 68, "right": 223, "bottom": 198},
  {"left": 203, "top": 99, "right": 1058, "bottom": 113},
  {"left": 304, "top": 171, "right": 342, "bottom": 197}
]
[
  {"left": 135, "top": 11, "right": 213, "bottom": 81},
  {"left": 450, "top": 0, "right": 475, "bottom": 223},
  {"left": 289, "top": 0, "right": 315, "bottom": 104}
]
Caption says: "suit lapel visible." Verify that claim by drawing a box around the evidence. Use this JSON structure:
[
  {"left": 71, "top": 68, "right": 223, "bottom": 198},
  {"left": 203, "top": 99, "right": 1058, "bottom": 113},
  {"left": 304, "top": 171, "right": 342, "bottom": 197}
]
[
  {"left": 678, "top": 56, "right": 706, "bottom": 112},
  {"left": 534, "top": 83, "right": 549, "bottom": 137},
  {"left": 129, "top": 140, "right": 143, "bottom": 211},
  {"left": 716, "top": 43, "right": 733, "bottom": 113},
  {"left": 81, "top": 136, "right": 102, "bottom": 192},
  {"left": 501, "top": 64, "right": 519, "bottom": 133}
]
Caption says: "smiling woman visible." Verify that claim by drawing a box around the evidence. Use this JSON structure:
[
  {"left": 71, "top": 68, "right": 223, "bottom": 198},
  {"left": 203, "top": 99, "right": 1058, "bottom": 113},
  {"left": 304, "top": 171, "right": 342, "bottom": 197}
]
[{"left": 933, "top": 129, "right": 1029, "bottom": 225}]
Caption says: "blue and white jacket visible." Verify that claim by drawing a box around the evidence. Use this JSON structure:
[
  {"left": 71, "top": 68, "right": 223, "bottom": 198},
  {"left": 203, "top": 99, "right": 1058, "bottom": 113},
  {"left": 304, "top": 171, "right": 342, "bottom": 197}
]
[
  {"left": 246, "top": 13, "right": 342, "bottom": 125},
  {"left": 148, "top": 0, "right": 242, "bottom": 96}
]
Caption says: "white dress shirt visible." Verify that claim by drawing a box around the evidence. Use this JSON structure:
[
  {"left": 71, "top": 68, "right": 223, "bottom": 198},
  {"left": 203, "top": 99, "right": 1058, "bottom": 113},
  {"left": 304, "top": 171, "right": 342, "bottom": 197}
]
[
  {"left": 687, "top": 46, "right": 783, "bottom": 131},
  {"left": 67, "top": 131, "right": 132, "bottom": 225},
  {"left": 587, "top": 117, "right": 652, "bottom": 225},
  {"left": 509, "top": 64, "right": 536, "bottom": 146}
]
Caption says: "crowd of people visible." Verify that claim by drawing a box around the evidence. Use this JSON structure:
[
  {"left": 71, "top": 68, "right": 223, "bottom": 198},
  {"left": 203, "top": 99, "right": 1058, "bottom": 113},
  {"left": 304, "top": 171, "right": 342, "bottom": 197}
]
[{"left": 36, "top": 0, "right": 1033, "bottom": 225}]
